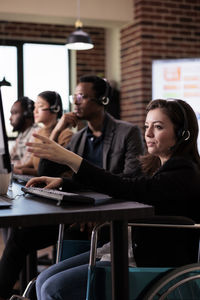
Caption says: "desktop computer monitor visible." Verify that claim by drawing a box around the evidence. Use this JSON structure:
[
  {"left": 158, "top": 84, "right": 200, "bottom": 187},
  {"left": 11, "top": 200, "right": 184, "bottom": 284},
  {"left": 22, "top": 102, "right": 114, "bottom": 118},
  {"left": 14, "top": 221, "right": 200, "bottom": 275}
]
[{"left": 0, "top": 88, "right": 11, "bottom": 174}]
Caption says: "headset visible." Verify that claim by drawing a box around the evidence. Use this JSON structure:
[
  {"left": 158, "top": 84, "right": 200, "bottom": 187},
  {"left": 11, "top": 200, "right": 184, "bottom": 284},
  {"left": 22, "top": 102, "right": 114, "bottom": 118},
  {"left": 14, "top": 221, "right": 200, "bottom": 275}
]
[
  {"left": 41, "top": 92, "right": 62, "bottom": 117},
  {"left": 19, "top": 97, "right": 34, "bottom": 119},
  {"left": 98, "top": 80, "right": 110, "bottom": 106},
  {"left": 167, "top": 99, "right": 191, "bottom": 150},
  {"left": 49, "top": 92, "right": 61, "bottom": 113}
]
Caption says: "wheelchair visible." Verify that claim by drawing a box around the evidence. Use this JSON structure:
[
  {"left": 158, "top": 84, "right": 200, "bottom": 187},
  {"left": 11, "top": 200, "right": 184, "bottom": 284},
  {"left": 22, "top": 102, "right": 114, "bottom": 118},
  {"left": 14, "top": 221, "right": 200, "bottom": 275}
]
[{"left": 9, "top": 216, "right": 200, "bottom": 300}]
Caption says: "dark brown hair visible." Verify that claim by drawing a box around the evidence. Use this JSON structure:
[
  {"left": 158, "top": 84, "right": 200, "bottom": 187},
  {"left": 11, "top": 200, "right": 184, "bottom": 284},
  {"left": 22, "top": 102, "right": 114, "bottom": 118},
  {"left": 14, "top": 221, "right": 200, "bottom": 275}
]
[{"left": 141, "top": 99, "right": 200, "bottom": 175}]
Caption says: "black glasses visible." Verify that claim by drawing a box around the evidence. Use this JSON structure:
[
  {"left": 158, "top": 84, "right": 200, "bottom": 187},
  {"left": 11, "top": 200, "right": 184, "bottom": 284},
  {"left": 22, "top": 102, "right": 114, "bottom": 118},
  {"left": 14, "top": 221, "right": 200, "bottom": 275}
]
[{"left": 69, "top": 93, "right": 98, "bottom": 104}]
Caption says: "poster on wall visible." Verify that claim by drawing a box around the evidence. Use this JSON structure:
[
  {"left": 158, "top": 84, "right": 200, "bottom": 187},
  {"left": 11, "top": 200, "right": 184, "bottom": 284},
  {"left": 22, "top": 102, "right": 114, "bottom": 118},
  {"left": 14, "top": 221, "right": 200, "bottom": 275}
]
[{"left": 152, "top": 58, "right": 200, "bottom": 151}]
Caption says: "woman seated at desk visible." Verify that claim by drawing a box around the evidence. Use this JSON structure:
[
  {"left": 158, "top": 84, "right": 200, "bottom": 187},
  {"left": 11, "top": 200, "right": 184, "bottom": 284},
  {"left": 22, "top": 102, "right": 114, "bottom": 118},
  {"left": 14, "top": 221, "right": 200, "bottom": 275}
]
[
  {"left": 13, "top": 90, "right": 73, "bottom": 176},
  {"left": 23, "top": 98, "right": 200, "bottom": 300}
]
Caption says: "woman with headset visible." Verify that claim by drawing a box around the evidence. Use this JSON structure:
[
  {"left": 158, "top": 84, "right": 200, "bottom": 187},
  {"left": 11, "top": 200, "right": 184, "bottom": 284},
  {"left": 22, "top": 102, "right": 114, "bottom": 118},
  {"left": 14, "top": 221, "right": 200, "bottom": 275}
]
[
  {"left": 25, "top": 98, "right": 200, "bottom": 300},
  {"left": 13, "top": 91, "right": 73, "bottom": 176}
]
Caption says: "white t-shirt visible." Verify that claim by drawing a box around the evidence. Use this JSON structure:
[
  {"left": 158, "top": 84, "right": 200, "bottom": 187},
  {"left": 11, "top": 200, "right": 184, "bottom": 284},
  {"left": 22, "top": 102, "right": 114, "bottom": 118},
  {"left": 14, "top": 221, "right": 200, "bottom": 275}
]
[{"left": 96, "top": 226, "right": 136, "bottom": 267}]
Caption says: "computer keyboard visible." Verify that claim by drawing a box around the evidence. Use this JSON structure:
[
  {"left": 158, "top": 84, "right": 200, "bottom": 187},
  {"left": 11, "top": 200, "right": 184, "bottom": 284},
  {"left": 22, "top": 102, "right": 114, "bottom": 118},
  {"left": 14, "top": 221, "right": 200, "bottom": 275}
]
[
  {"left": 13, "top": 174, "right": 34, "bottom": 183},
  {"left": 21, "top": 186, "right": 95, "bottom": 205}
]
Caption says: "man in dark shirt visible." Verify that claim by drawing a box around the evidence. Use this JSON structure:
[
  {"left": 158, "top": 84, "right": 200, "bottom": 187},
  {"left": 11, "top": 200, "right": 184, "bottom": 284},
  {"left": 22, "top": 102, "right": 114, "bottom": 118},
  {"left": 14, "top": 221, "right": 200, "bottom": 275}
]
[{"left": 39, "top": 75, "right": 144, "bottom": 177}]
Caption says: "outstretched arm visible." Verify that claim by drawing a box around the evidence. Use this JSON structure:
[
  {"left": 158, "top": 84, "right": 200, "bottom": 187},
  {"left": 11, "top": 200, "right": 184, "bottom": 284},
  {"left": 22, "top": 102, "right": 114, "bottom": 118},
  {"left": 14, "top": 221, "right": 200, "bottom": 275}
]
[{"left": 27, "top": 133, "right": 82, "bottom": 174}]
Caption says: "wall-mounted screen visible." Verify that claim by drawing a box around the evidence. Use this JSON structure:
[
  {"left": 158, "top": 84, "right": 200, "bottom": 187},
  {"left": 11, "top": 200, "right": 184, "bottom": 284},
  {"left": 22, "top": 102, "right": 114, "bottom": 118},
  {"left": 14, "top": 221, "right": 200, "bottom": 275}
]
[{"left": 152, "top": 58, "right": 200, "bottom": 151}]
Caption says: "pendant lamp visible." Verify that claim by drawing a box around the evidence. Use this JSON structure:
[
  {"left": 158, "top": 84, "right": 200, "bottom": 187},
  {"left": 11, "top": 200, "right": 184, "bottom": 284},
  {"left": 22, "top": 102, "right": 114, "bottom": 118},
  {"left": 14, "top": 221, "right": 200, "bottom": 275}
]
[{"left": 66, "top": 0, "right": 94, "bottom": 50}]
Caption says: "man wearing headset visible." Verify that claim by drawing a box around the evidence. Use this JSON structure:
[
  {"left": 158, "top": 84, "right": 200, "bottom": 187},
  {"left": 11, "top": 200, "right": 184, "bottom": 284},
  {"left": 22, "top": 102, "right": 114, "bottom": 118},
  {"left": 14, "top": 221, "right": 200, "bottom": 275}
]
[
  {"left": 9, "top": 97, "right": 37, "bottom": 167},
  {"left": 38, "top": 75, "right": 144, "bottom": 178}
]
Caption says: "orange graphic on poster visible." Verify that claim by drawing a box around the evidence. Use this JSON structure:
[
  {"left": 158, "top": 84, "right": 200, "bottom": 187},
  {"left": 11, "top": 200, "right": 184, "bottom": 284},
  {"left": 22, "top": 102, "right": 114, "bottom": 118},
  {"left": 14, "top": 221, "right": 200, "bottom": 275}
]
[
  {"left": 164, "top": 85, "right": 179, "bottom": 90},
  {"left": 164, "top": 67, "right": 181, "bottom": 81}
]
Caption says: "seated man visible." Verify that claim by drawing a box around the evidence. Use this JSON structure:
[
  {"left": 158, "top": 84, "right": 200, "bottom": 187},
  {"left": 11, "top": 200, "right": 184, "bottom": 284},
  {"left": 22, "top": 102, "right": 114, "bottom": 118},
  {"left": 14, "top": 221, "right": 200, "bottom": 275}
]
[
  {"left": 39, "top": 75, "right": 144, "bottom": 177},
  {"left": 10, "top": 97, "right": 37, "bottom": 167},
  {"left": 0, "top": 75, "right": 144, "bottom": 299}
]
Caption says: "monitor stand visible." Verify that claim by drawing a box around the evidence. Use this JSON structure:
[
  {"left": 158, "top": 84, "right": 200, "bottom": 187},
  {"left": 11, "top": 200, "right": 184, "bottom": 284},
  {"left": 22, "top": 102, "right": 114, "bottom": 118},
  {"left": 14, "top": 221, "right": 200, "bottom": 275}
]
[{"left": 0, "top": 173, "right": 11, "bottom": 195}]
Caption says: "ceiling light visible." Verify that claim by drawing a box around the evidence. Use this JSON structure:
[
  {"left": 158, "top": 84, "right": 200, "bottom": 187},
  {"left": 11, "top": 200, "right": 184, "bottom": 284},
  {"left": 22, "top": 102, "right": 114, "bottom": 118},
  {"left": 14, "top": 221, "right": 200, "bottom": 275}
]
[{"left": 66, "top": 1, "right": 94, "bottom": 51}]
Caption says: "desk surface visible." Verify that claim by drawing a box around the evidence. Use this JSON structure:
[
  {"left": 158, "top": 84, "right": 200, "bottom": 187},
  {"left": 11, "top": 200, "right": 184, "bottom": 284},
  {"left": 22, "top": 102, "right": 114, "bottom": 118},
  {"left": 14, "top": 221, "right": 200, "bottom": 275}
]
[
  {"left": 0, "top": 182, "right": 154, "bottom": 300},
  {"left": 0, "top": 182, "right": 154, "bottom": 227}
]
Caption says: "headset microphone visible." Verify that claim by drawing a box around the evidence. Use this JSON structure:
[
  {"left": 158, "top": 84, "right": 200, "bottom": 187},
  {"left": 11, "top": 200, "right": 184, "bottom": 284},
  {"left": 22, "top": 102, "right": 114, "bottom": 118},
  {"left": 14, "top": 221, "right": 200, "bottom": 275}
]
[
  {"left": 41, "top": 92, "right": 61, "bottom": 114},
  {"left": 41, "top": 107, "right": 61, "bottom": 112},
  {"left": 41, "top": 108, "right": 51, "bottom": 111}
]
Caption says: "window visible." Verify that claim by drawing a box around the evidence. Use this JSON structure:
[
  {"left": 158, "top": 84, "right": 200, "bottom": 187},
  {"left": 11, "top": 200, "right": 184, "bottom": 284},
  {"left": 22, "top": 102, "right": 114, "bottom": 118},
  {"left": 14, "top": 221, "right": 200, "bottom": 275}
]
[
  {"left": 0, "top": 42, "right": 70, "bottom": 136},
  {"left": 23, "top": 43, "right": 69, "bottom": 112}
]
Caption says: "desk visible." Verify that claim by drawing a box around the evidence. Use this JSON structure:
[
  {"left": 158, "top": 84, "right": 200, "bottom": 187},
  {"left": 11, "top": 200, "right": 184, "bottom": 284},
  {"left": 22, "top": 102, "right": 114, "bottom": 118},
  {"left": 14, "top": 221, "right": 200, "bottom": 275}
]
[{"left": 0, "top": 182, "right": 154, "bottom": 300}]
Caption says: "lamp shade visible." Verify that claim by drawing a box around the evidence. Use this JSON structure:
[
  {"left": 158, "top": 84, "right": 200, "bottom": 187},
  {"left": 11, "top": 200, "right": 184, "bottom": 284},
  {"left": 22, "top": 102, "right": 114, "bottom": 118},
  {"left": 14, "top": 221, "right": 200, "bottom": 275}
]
[
  {"left": 0, "top": 77, "right": 11, "bottom": 87},
  {"left": 66, "top": 27, "right": 94, "bottom": 50}
]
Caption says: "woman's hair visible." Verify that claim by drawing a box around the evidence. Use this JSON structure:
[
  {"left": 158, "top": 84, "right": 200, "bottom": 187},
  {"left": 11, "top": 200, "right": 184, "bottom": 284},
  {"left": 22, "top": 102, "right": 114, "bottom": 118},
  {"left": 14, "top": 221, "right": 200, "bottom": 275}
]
[
  {"left": 38, "top": 91, "right": 63, "bottom": 119},
  {"left": 141, "top": 99, "right": 200, "bottom": 175}
]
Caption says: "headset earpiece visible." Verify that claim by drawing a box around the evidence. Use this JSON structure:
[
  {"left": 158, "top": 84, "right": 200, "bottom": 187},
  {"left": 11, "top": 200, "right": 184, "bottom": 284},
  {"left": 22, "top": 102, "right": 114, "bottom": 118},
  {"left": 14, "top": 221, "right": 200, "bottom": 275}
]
[
  {"left": 182, "top": 130, "right": 190, "bottom": 141},
  {"left": 49, "top": 92, "right": 61, "bottom": 114},
  {"left": 167, "top": 99, "right": 191, "bottom": 151},
  {"left": 98, "top": 80, "right": 110, "bottom": 106},
  {"left": 22, "top": 98, "right": 34, "bottom": 118},
  {"left": 101, "top": 96, "right": 109, "bottom": 106},
  {"left": 49, "top": 104, "right": 61, "bottom": 113}
]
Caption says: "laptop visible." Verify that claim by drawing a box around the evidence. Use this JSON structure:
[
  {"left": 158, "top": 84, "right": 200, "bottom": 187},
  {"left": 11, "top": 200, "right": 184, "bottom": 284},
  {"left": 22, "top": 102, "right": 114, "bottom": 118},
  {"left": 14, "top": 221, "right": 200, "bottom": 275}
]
[{"left": 0, "top": 195, "right": 12, "bottom": 208}]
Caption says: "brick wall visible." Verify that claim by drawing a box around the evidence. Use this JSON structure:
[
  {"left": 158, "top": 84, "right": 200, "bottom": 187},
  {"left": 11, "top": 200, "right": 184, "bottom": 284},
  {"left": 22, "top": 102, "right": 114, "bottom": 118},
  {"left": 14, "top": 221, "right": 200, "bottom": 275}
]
[
  {"left": 120, "top": 0, "right": 200, "bottom": 129},
  {"left": 76, "top": 28, "right": 105, "bottom": 79},
  {"left": 0, "top": 20, "right": 105, "bottom": 81},
  {"left": 1, "top": 0, "right": 200, "bottom": 131}
]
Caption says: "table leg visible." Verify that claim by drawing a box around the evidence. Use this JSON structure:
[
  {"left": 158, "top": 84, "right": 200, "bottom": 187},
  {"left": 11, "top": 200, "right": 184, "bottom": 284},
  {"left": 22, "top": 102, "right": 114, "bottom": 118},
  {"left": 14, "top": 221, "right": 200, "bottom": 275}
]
[
  {"left": 111, "top": 220, "right": 129, "bottom": 300},
  {"left": 56, "top": 223, "right": 65, "bottom": 263}
]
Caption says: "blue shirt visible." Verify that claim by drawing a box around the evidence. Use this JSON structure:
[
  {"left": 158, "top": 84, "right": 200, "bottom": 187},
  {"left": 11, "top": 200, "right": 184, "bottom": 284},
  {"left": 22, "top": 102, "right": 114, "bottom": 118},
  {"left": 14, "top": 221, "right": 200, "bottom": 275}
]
[{"left": 83, "top": 116, "right": 108, "bottom": 168}]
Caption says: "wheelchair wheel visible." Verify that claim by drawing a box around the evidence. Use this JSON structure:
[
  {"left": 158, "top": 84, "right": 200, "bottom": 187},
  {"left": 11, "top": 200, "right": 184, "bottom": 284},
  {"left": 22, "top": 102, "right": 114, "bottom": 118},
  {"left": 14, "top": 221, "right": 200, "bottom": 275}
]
[{"left": 142, "top": 263, "right": 200, "bottom": 300}]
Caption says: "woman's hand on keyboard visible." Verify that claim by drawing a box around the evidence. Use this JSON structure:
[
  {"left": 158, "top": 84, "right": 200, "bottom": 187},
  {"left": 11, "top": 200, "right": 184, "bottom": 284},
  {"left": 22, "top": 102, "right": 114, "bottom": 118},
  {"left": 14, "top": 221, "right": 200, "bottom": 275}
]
[
  {"left": 26, "top": 176, "right": 63, "bottom": 189},
  {"left": 26, "top": 133, "right": 83, "bottom": 173}
]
